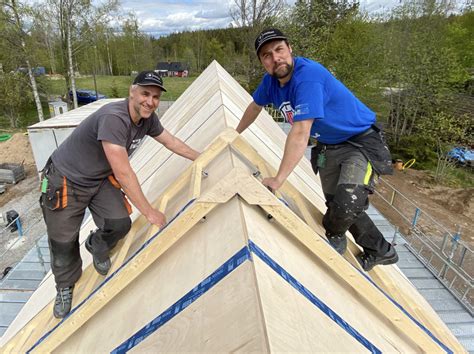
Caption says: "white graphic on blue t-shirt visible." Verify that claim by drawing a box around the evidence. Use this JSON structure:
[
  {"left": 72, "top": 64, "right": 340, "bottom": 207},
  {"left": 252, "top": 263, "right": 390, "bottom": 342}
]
[
  {"left": 295, "top": 103, "right": 310, "bottom": 116},
  {"left": 279, "top": 101, "right": 295, "bottom": 124}
]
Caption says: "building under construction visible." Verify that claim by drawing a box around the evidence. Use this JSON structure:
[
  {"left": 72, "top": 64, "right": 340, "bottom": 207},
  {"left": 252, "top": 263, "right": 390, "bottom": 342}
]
[{"left": 0, "top": 62, "right": 471, "bottom": 353}]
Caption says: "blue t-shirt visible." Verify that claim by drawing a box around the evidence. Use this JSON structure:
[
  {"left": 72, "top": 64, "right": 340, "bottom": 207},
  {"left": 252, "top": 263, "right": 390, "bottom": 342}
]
[{"left": 252, "top": 57, "right": 376, "bottom": 144}]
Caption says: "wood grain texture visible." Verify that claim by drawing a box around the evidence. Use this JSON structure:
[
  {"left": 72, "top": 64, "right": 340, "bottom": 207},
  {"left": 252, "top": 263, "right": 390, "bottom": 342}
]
[{"left": 130, "top": 263, "right": 268, "bottom": 353}]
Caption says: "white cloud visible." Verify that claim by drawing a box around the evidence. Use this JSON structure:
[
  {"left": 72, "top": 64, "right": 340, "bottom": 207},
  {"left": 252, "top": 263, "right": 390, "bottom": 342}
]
[{"left": 118, "top": 0, "right": 233, "bottom": 37}]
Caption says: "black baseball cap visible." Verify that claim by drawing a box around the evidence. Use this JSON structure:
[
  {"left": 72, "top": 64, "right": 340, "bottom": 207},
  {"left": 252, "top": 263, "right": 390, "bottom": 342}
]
[
  {"left": 133, "top": 71, "right": 167, "bottom": 92},
  {"left": 255, "top": 28, "right": 288, "bottom": 56}
]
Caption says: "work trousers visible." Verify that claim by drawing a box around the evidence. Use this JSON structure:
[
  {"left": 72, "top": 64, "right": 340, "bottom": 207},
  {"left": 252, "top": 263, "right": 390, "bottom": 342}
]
[
  {"left": 40, "top": 162, "right": 131, "bottom": 288},
  {"left": 311, "top": 143, "right": 390, "bottom": 256}
]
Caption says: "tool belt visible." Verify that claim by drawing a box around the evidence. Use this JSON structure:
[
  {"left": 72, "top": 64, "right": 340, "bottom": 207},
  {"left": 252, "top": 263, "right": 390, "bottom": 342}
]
[
  {"left": 347, "top": 123, "right": 393, "bottom": 175},
  {"left": 40, "top": 159, "right": 68, "bottom": 211},
  {"left": 313, "top": 123, "right": 393, "bottom": 176}
]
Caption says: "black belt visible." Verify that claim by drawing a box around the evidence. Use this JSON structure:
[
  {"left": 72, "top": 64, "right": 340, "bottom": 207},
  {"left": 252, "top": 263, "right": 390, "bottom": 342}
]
[
  {"left": 313, "top": 127, "right": 376, "bottom": 150},
  {"left": 350, "top": 127, "right": 376, "bottom": 140}
]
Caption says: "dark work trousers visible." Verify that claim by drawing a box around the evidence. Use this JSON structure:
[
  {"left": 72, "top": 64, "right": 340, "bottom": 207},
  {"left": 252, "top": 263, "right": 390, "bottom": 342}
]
[
  {"left": 311, "top": 143, "right": 390, "bottom": 256},
  {"left": 40, "top": 162, "right": 131, "bottom": 289}
]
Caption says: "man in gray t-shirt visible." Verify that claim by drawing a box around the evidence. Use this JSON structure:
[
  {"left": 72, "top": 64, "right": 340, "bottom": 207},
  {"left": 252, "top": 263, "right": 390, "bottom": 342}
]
[
  {"left": 40, "top": 71, "right": 199, "bottom": 318},
  {"left": 51, "top": 97, "right": 164, "bottom": 186}
]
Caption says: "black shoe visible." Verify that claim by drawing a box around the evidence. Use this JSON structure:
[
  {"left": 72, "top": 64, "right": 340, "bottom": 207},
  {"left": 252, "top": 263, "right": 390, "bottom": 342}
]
[
  {"left": 85, "top": 232, "right": 111, "bottom": 276},
  {"left": 327, "top": 234, "right": 347, "bottom": 254},
  {"left": 357, "top": 245, "right": 399, "bottom": 272},
  {"left": 54, "top": 286, "right": 74, "bottom": 318}
]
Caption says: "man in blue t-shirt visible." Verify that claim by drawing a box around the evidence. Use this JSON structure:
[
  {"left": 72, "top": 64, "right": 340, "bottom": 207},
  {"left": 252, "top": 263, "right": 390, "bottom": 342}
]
[{"left": 236, "top": 28, "right": 398, "bottom": 272}]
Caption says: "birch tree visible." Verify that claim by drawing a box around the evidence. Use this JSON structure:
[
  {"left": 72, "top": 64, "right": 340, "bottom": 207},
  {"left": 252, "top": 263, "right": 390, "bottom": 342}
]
[
  {"left": 1, "top": 0, "right": 44, "bottom": 121},
  {"left": 44, "top": 0, "right": 117, "bottom": 108},
  {"left": 230, "top": 0, "right": 286, "bottom": 27}
]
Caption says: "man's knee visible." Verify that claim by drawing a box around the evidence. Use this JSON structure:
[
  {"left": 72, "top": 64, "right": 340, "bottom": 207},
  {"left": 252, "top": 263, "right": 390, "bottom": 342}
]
[
  {"left": 49, "top": 239, "right": 80, "bottom": 268},
  {"left": 323, "top": 184, "right": 369, "bottom": 234},
  {"left": 103, "top": 217, "right": 131, "bottom": 240}
]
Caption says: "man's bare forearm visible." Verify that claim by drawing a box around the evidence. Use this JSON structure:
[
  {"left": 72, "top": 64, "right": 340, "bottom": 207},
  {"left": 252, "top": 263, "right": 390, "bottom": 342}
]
[
  {"left": 114, "top": 167, "right": 154, "bottom": 217},
  {"left": 165, "top": 136, "right": 199, "bottom": 161},
  {"left": 236, "top": 101, "right": 262, "bottom": 133},
  {"left": 103, "top": 142, "right": 156, "bottom": 219},
  {"left": 276, "top": 127, "right": 310, "bottom": 183}
]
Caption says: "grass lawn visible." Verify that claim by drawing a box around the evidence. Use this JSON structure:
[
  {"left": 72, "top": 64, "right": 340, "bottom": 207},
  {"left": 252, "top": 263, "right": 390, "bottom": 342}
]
[
  {"left": 0, "top": 74, "right": 197, "bottom": 130},
  {"left": 45, "top": 74, "right": 196, "bottom": 101}
]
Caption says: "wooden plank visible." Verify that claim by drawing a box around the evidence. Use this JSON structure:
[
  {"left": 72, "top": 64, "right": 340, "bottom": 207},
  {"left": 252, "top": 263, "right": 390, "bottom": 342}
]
[
  {"left": 230, "top": 136, "right": 326, "bottom": 213},
  {"left": 108, "top": 222, "right": 147, "bottom": 275},
  {"left": 189, "top": 162, "right": 203, "bottom": 200},
  {"left": 369, "top": 266, "right": 466, "bottom": 352},
  {"left": 198, "top": 168, "right": 278, "bottom": 206},
  {"left": 138, "top": 129, "right": 240, "bottom": 244}
]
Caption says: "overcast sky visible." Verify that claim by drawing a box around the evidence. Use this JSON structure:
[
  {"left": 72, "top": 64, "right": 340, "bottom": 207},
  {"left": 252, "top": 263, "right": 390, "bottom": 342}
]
[{"left": 118, "top": 0, "right": 404, "bottom": 37}]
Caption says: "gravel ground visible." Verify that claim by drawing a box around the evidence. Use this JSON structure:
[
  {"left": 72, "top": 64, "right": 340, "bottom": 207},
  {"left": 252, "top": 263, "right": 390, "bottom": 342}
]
[{"left": 0, "top": 173, "right": 46, "bottom": 273}]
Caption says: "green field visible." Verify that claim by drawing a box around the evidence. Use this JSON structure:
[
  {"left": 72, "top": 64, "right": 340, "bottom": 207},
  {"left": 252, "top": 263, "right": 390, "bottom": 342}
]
[
  {"left": 0, "top": 75, "right": 196, "bottom": 130},
  {"left": 45, "top": 74, "right": 196, "bottom": 102}
]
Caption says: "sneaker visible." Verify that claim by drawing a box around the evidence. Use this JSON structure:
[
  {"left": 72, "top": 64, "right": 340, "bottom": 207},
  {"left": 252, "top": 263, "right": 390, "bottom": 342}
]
[
  {"left": 357, "top": 245, "right": 399, "bottom": 272},
  {"left": 327, "top": 234, "right": 347, "bottom": 254},
  {"left": 54, "top": 286, "right": 74, "bottom": 318},
  {"left": 85, "top": 232, "right": 111, "bottom": 276}
]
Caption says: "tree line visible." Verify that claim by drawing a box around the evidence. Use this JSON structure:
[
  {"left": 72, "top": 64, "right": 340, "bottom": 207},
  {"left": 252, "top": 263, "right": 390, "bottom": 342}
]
[{"left": 0, "top": 0, "right": 472, "bottom": 180}]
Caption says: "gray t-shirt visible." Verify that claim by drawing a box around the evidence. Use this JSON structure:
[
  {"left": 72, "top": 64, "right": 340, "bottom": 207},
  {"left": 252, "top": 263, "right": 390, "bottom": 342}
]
[{"left": 51, "top": 99, "right": 164, "bottom": 187}]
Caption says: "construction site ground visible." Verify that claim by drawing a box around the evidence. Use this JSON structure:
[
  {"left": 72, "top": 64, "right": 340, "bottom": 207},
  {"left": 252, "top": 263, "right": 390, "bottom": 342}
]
[
  {"left": 0, "top": 132, "right": 473, "bottom": 273},
  {"left": 372, "top": 169, "right": 473, "bottom": 245}
]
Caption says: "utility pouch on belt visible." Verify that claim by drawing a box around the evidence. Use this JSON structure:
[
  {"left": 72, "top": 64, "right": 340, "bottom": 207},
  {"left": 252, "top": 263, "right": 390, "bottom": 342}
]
[
  {"left": 310, "top": 144, "right": 326, "bottom": 175},
  {"left": 108, "top": 175, "right": 133, "bottom": 215},
  {"left": 347, "top": 123, "right": 393, "bottom": 176},
  {"left": 40, "top": 176, "right": 68, "bottom": 211}
]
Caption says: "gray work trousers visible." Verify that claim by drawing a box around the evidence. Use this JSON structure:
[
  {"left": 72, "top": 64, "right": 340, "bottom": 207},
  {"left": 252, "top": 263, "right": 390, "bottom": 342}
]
[
  {"left": 311, "top": 143, "right": 390, "bottom": 256},
  {"left": 40, "top": 162, "right": 131, "bottom": 288}
]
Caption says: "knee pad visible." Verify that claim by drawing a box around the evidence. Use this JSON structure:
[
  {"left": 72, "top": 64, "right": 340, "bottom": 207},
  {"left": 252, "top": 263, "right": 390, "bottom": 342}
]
[
  {"left": 49, "top": 238, "right": 80, "bottom": 268},
  {"left": 323, "top": 184, "right": 369, "bottom": 235},
  {"left": 103, "top": 217, "right": 131, "bottom": 241}
]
